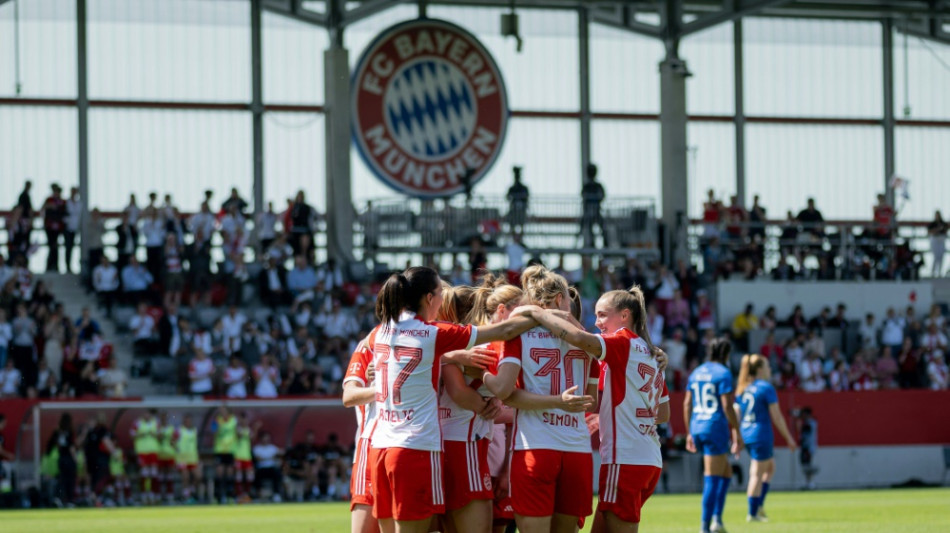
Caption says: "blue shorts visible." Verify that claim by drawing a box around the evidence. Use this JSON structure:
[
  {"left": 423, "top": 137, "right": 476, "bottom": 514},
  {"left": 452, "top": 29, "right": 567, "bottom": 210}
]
[
  {"left": 692, "top": 433, "right": 730, "bottom": 457},
  {"left": 746, "top": 441, "right": 774, "bottom": 461}
]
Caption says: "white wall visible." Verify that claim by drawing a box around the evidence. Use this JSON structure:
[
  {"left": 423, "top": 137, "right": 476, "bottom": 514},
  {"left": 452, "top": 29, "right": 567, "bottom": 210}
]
[{"left": 716, "top": 280, "right": 933, "bottom": 329}]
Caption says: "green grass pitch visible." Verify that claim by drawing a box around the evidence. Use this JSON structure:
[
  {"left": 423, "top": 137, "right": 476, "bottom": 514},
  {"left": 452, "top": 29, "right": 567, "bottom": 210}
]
[{"left": 2, "top": 488, "right": 948, "bottom": 533}]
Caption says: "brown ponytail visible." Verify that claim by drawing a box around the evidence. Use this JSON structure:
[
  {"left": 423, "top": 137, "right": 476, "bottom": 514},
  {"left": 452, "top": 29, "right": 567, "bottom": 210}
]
[
  {"left": 375, "top": 266, "right": 440, "bottom": 324},
  {"left": 707, "top": 336, "right": 732, "bottom": 364},
  {"left": 466, "top": 273, "right": 524, "bottom": 325},
  {"left": 737, "top": 354, "right": 767, "bottom": 395}
]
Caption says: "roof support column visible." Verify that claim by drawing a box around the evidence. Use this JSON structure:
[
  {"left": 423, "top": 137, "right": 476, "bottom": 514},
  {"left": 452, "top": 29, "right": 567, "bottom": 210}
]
[
  {"left": 579, "top": 7, "right": 592, "bottom": 190},
  {"left": 734, "top": 19, "right": 746, "bottom": 206},
  {"left": 882, "top": 18, "right": 896, "bottom": 205},
  {"left": 660, "top": 49, "right": 690, "bottom": 265},
  {"left": 251, "top": 0, "right": 265, "bottom": 218},
  {"left": 77, "top": 0, "right": 89, "bottom": 275},
  {"left": 324, "top": 0, "right": 354, "bottom": 263}
]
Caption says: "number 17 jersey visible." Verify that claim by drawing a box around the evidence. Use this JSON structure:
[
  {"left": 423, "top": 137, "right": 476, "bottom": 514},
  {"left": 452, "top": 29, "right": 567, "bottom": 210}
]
[
  {"left": 686, "top": 361, "right": 734, "bottom": 438},
  {"left": 501, "top": 327, "right": 598, "bottom": 453}
]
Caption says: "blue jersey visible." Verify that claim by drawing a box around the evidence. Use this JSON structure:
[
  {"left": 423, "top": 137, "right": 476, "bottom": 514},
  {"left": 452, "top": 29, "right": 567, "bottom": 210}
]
[
  {"left": 738, "top": 379, "right": 778, "bottom": 445},
  {"left": 687, "top": 362, "right": 734, "bottom": 438}
]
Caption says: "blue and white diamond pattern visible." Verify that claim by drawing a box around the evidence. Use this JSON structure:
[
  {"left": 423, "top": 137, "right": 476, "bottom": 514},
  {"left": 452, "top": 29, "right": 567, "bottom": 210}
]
[{"left": 383, "top": 59, "right": 477, "bottom": 161}]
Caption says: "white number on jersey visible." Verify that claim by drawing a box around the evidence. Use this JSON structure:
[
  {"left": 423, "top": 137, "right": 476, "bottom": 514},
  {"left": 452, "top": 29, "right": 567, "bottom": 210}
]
[{"left": 690, "top": 382, "right": 718, "bottom": 415}]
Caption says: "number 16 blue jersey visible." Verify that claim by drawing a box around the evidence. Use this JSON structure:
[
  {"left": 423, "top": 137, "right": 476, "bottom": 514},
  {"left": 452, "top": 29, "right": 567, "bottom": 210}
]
[{"left": 687, "top": 361, "right": 734, "bottom": 438}]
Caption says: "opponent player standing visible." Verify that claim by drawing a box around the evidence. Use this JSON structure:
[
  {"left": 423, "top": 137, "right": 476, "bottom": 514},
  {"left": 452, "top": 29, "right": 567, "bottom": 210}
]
[
  {"left": 234, "top": 412, "right": 259, "bottom": 502},
  {"left": 685, "top": 338, "right": 743, "bottom": 533},
  {"left": 131, "top": 409, "right": 160, "bottom": 504},
  {"left": 212, "top": 406, "right": 238, "bottom": 503},
  {"left": 175, "top": 414, "right": 203, "bottom": 503},
  {"left": 157, "top": 412, "right": 177, "bottom": 502},
  {"left": 524, "top": 286, "right": 670, "bottom": 533},
  {"left": 735, "top": 354, "right": 796, "bottom": 522}
]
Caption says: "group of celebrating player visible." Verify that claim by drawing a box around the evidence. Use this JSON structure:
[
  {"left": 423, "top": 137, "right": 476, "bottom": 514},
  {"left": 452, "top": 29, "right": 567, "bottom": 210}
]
[{"left": 342, "top": 264, "right": 670, "bottom": 533}]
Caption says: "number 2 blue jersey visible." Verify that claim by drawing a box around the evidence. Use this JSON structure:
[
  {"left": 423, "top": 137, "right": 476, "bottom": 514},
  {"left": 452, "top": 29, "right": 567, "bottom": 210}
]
[
  {"left": 738, "top": 379, "right": 778, "bottom": 445},
  {"left": 687, "top": 362, "right": 734, "bottom": 438}
]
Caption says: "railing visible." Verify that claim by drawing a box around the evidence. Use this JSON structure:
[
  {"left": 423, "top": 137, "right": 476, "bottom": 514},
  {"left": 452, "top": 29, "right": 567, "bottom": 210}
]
[{"left": 687, "top": 218, "right": 941, "bottom": 279}]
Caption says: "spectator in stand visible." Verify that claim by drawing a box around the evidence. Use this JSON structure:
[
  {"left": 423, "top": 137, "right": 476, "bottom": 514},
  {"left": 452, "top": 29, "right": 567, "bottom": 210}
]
[
  {"left": 222, "top": 188, "right": 249, "bottom": 217},
  {"left": 260, "top": 257, "right": 289, "bottom": 309},
  {"left": 665, "top": 289, "right": 691, "bottom": 332},
  {"left": 121, "top": 256, "right": 154, "bottom": 305},
  {"left": 799, "top": 351, "right": 826, "bottom": 392},
  {"left": 724, "top": 195, "right": 747, "bottom": 242},
  {"left": 0, "top": 254, "right": 11, "bottom": 288},
  {"left": 731, "top": 303, "right": 759, "bottom": 351},
  {"left": 0, "top": 358, "right": 22, "bottom": 397},
  {"left": 803, "top": 329, "right": 826, "bottom": 358},
  {"left": 121, "top": 194, "right": 140, "bottom": 251},
  {"left": 41, "top": 184, "right": 68, "bottom": 273},
  {"left": 849, "top": 351, "right": 876, "bottom": 390},
  {"left": 759, "top": 305, "right": 778, "bottom": 331},
  {"left": 287, "top": 327, "right": 316, "bottom": 362},
  {"left": 92, "top": 256, "right": 119, "bottom": 317},
  {"left": 923, "top": 304, "right": 946, "bottom": 330},
  {"left": 796, "top": 198, "right": 824, "bottom": 238},
  {"left": 748, "top": 194, "right": 767, "bottom": 243},
  {"left": 316, "top": 258, "right": 344, "bottom": 294},
  {"left": 771, "top": 254, "right": 798, "bottom": 281},
  {"left": 925, "top": 352, "right": 948, "bottom": 390},
  {"left": 506, "top": 166, "right": 529, "bottom": 233},
  {"left": 208, "top": 319, "right": 227, "bottom": 360},
  {"left": 702, "top": 189, "right": 723, "bottom": 240},
  {"left": 289, "top": 191, "right": 317, "bottom": 257},
  {"left": 858, "top": 313, "right": 878, "bottom": 350},
  {"left": 283, "top": 355, "right": 316, "bottom": 396},
  {"left": 880, "top": 307, "right": 906, "bottom": 356},
  {"left": 316, "top": 300, "right": 357, "bottom": 356},
  {"left": 158, "top": 303, "right": 181, "bottom": 357},
  {"left": 661, "top": 328, "right": 687, "bottom": 390},
  {"left": 694, "top": 289, "right": 715, "bottom": 332},
  {"left": 189, "top": 228, "right": 213, "bottom": 308},
  {"left": 786, "top": 305, "right": 808, "bottom": 335},
  {"left": 188, "top": 349, "right": 214, "bottom": 396},
  {"left": 253, "top": 353, "right": 281, "bottom": 398},
  {"left": 64, "top": 187, "right": 81, "bottom": 274},
  {"left": 896, "top": 338, "right": 920, "bottom": 389},
  {"left": 221, "top": 306, "right": 248, "bottom": 356},
  {"left": 870, "top": 193, "right": 895, "bottom": 242},
  {"left": 775, "top": 360, "right": 799, "bottom": 390},
  {"left": 141, "top": 207, "right": 166, "bottom": 280},
  {"left": 97, "top": 355, "right": 128, "bottom": 398},
  {"left": 927, "top": 210, "right": 947, "bottom": 277},
  {"left": 84, "top": 209, "right": 105, "bottom": 281},
  {"left": 162, "top": 234, "right": 185, "bottom": 309},
  {"left": 10, "top": 303, "right": 36, "bottom": 393},
  {"left": 0, "top": 309, "right": 10, "bottom": 370},
  {"left": 17, "top": 180, "right": 34, "bottom": 219},
  {"left": 130, "top": 303, "right": 158, "bottom": 356},
  {"left": 808, "top": 307, "right": 831, "bottom": 332},
  {"left": 265, "top": 232, "right": 294, "bottom": 265},
  {"left": 646, "top": 302, "right": 664, "bottom": 345},
  {"left": 904, "top": 305, "right": 924, "bottom": 346},
  {"left": 253, "top": 432, "right": 283, "bottom": 501},
  {"left": 759, "top": 332, "right": 784, "bottom": 369},
  {"left": 77, "top": 360, "right": 99, "bottom": 396},
  {"left": 828, "top": 360, "right": 850, "bottom": 392},
  {"left": 784, "top": 337, "right": 804, "bottom": 369},
  {"left": 256, "top": 201, "right": 279, "bottom": 256},
  {"left": 580, "top": 163, "right": 607, "bottom": 247},
  {"left": 223, "top": 355, "right": 248, "bottom": 399},
  {"left": 872, "top": 346, "right": 898, "bottom": 389},
  {"left": 113, "top": 212, "right": 136, "bottom": 271},
  {"left": 287, "top": 255, "right": 317, "bottom": 299},
  {"left": 188, "top": 202, "right": 216, "bottom": 251},
  {"left": 651, "top": 265, "right": 679, "bottom": 317},
  {"left": 220, "top": 203, "right": 245, "bottom": 243}
]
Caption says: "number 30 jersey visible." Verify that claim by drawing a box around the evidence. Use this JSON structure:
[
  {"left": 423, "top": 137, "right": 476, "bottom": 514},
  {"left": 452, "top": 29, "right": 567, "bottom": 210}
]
[
  {"left": 596, "top": 328, "right": 669, "bottom": 467},
  {"left": 371, "top": 311, "right": 476, "bottom": 452},
  {"left": 686, "top": 361, "right": 734, "bottom": 438},
  {"left": 501, "top": 326, "right": 598, "bottom": 453}
]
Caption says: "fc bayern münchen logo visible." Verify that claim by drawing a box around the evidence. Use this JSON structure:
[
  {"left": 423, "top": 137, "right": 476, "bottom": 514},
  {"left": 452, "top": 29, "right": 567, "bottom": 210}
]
[{"left": 352, "top": 19, "right": 509, "bottom": 198}]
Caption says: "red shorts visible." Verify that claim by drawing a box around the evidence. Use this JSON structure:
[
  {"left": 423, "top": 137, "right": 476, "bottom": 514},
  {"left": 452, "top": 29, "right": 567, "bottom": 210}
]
[
  {"left": 350, "top": 438, "right": 375, "bottom": 510},
  {"left": 493, "top": 493, "right": 514, "bottom": 524},
  {"left": 177, "top": 463, "right": 199, "bottom": 472},
  {"left": 158, "top": 457, "right": 175, "bottom": 469},
  {"left": 509, "top": 449, "right": 592, "bottom": 518},
  {"left": 597, "top": 464, "right": 661, "bottom": 524},
  {"left": 372, "top": 447, "right": 444, "bottom": 521},
  {"left": 137, "top": 453, "right": 159, "bottom": 468},
  {"left": 443, "top": 440, "right": 492, "bottom": 511},
  {"left": 235, "top": 459, "right": 254, "bottom": 472}
]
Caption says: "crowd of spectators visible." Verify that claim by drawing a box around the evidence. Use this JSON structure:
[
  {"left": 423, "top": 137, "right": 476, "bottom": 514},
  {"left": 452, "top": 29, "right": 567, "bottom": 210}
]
[
  {"left": 699, "top": 190, "right": 944, "bottom": 282},
  {"left": 723, "top": 302, "right": 950, "bottom": 394},
  {"left": 0, "top": 261, "right": 124, "bottom": 400}
]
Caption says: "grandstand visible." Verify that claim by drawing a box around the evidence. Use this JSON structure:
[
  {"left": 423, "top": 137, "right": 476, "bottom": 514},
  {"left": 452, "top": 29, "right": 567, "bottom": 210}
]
[{"left": 1, "top": 0, "right": 949, "bottom": 526}]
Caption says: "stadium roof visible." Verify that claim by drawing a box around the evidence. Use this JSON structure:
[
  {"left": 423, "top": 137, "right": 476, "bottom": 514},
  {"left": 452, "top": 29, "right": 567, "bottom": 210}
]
[{"left": 259, "top": 0, "right": 950, "bottom": 44}]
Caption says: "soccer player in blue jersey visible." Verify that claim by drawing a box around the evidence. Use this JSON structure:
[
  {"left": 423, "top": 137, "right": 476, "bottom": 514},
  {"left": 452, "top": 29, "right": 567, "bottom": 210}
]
[
  {"left": 735, "top": 354, "right": 797, "bottom": 523},
  {"left": 684, "top": 338, "right": 743, "bottom": 533}
]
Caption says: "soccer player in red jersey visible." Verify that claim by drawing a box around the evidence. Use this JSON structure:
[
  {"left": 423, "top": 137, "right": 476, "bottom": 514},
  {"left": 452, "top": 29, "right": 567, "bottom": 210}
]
[{"left": 525, "top": 286, "right": 670, "bottom": 533}]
